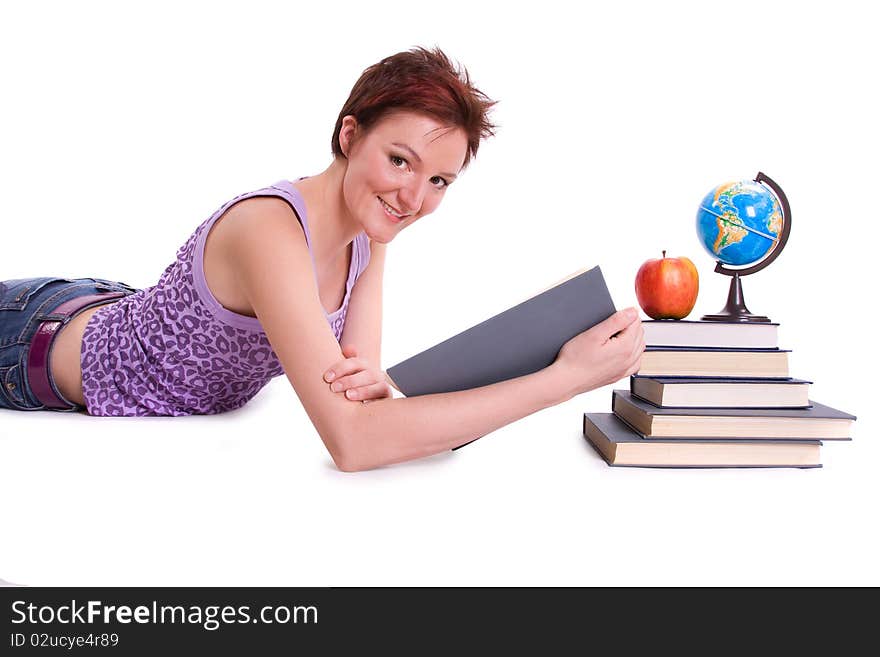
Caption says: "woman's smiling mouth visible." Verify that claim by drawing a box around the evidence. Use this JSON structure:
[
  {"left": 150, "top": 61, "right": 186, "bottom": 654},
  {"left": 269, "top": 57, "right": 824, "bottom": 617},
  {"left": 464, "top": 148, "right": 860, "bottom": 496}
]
[{"left": 378, "top": 196, "right": 410, "bottom": 222}]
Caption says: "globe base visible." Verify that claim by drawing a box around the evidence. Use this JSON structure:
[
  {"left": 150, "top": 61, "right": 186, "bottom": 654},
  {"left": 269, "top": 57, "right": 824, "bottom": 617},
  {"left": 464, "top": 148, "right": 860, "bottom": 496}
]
[
  {"left": 701, "top": 272, "right": 772, "bottom": 323},
  {"left": 702, "top": 311, "right": 771, "bottom": 323}
]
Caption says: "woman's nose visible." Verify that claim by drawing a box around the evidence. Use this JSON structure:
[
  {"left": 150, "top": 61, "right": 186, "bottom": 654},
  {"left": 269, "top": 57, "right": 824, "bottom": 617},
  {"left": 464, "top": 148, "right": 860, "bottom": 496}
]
[{"left": 398, "top": 178, "right": 427, "bottom": 213}]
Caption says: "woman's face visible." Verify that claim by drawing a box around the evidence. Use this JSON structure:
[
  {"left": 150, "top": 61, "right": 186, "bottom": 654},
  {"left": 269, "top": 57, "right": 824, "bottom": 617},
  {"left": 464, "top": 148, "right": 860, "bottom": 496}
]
[{"left": 340, "top": 110, "right": 468, "bottom": 243}]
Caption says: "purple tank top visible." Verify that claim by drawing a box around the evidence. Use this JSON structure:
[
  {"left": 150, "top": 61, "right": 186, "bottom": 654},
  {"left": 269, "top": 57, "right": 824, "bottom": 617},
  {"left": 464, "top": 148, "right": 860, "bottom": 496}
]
[{"left": 80, "top": 179, "right": 371, "bottom": 416}]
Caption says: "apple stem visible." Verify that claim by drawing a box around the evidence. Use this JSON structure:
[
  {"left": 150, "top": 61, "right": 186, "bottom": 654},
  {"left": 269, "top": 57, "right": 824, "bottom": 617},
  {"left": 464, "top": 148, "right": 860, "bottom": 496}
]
[{"left": 662, "top": 250, "right": 666, "bottom": 259}]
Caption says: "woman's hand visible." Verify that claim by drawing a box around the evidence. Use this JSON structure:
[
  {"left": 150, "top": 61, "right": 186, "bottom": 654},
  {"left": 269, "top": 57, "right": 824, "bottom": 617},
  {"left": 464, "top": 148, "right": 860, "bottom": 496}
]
[
  {"left": 553, "top": 307, "right": 645, "bottom": 400},
  {"left": 323, "top": 344, "right": 393, "bottom": 403}
]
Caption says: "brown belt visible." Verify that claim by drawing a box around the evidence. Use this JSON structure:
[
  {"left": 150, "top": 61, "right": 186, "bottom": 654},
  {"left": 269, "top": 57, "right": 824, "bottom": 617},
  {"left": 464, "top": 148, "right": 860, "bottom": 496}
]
[{"left": 26, "top": 292, "right": 126, "bottom": 409}]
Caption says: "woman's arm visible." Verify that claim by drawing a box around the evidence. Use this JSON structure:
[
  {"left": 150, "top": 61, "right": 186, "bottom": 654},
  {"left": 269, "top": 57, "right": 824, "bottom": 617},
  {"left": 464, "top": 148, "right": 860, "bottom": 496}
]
[
  {"left": 226, "top": 199, "right": 640, "bottom": 471},
  {"left": 338, "top": 363, "right": 570, "bottom": 469},
  {"left": 335, "top": 241, "right": 403, "bottom": 395},
  {"left": 339, "top": 239, "right": 385, "bottom": 370},
  {"left": 331, "top": 309, "right": 642, "bottom": 471}
]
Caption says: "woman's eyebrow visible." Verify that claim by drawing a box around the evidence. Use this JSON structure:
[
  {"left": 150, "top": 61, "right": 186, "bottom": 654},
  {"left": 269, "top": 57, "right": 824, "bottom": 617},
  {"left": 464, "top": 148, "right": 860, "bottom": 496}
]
[{"left": 391, "top": 142, "right": 458, "bottom": 180}]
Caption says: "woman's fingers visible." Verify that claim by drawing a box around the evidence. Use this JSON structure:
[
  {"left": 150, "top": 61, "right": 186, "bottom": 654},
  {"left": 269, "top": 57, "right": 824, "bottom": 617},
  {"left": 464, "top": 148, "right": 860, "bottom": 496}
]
[
  {"left": 324, "top": 344, "right": 361, "bottom": 382},
  {"left": 324, "top": 356, "right": 364, "bottom": 382},
  {"left": 626, "top": 328, "right": 646, "bottom": 375},
  {"left": 323, "top": 344, "right": 390, "bottom": 401},
  {"left": 328, "top": 368, "right": 380, "bottom": 392},
  {"left": 597, "top": 307, "right": 639, "bottom": 341},
  {"left": 341, "top": 381, "right": 392, "bottom": 401},
  {"left": 615, "top": 314, "right": 642, "bottom": 341},
  {"left": 627, "top": 323, "right": 645, "bottom": 356}
]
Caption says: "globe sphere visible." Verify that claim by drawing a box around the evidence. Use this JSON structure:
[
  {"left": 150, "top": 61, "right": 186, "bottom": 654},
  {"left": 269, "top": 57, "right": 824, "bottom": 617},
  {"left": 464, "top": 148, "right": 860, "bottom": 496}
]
[{"left": 696, "top": 180, "right": 782, "bottom": 266}]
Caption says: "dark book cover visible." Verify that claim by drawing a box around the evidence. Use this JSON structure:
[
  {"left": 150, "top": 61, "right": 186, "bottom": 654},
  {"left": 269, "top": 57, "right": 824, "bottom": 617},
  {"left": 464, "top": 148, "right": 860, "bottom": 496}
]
[
  {"left": 385, "top": 266, "right": 616, "bottom": 451},
  {"left": 642, "top": 320, "right": 780, "bottom": 326},
  {"left": 614, "top": 389, "right": 856, "bottom": 420},
  {"left": 387, "top": 266, "right": 615, "bottom": 397},
  {"left": 629, "top": 376, "right": 814, "bottom": 410},
  {"left": 583, "top": 413, "right": 822, "bottom": 469},
  {"left": 612, "top": 389, "right": 856, "bottom": 440},
  {"left": 630, "top": 376, "right": 811, "bottom": 383},
  {"left": 644, "top": 346, "right": 789, "bottom": 353}
]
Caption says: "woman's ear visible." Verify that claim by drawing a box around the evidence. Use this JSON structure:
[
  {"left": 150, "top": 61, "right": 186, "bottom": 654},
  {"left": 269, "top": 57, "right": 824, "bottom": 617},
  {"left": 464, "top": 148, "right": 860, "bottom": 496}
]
[{"left": 338, "top": 115, "right": 360, "bottom": 158}]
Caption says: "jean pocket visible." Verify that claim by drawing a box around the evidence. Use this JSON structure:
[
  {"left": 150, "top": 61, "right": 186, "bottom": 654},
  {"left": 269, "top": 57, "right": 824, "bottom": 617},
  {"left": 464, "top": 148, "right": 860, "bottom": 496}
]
[
  {"left": 0, "top": 277, "right": 76, "bottom": 312},
  {"left": 0, "top": 361, "right": 33, "bottom": 410}
]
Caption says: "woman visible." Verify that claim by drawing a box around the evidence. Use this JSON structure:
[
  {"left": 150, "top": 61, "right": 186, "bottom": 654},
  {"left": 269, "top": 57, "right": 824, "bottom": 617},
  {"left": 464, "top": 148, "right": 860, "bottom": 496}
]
[{"left": 0, "top": 47, "right": 645, "bottom": 470}]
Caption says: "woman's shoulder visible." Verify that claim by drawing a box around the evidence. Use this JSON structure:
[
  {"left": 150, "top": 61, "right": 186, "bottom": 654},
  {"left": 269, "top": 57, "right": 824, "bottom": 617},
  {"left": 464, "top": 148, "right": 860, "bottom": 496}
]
[
  {"left": 225, "top": 193, "right": 300, "bottom": 220},
  {"left": 211, "top": 195, "right": 308, "bottom": 251},
  {"left": 218, "top": 196, "right": 311, "bottom": 267},
  {"left": 209, "top": 180, "right": 304, "bottom": 232}
]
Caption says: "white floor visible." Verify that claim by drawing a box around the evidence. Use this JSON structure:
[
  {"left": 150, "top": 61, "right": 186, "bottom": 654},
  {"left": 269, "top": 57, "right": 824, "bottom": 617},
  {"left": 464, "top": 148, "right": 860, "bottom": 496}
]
[{"left": 2, "top": 376, "right": 875, "bottom": 587}]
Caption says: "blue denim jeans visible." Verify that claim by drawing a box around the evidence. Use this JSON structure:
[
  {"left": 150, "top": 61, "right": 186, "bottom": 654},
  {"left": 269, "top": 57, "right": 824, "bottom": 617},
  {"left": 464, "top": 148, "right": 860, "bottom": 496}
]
[{"left": 0, "top": 277, "right": 140, "bottom": 411}]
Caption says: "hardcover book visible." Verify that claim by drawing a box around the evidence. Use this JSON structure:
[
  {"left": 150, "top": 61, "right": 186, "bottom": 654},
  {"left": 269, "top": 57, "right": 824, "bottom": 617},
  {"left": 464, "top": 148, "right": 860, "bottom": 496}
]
[
  {"left": 612, "top": 389, "right": 856, "bottom": 440},
  {"left": 387, "top": 266, "right": 616, "bottom": 396},
  {"left": 637, "top": 346, "right": 791, "bottom": 378},
  {"left": 630, "top": 376, "right": 812, "bottom": 409},
  {"left": 642, "top": 319, "right": 779, "bottom": 349},
  {"left": 583, "top": 413, "right": 821, "bottom": 468}
]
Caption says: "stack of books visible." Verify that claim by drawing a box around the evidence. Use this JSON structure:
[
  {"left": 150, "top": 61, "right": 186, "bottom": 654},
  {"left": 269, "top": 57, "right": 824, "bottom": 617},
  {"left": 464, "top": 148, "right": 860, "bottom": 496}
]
[{"left": 583, "top": 319, "right": 857, "bottom": 468}]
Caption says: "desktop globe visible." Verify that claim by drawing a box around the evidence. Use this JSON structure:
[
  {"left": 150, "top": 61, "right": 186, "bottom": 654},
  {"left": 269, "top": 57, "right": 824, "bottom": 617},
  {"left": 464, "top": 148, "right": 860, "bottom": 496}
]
[
  {"left": 697, "top": 180, "right": 782, "bottom": 266},
  {"left": 696, "top": 171, "right": 791, "bottom": 322}
]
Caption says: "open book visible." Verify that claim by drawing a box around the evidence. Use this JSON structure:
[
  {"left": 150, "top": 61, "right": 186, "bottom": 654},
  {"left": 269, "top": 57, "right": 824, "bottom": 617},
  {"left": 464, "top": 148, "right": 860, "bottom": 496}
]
[{"left": 386, "top": 266, "right": 616, "bottom": 447}]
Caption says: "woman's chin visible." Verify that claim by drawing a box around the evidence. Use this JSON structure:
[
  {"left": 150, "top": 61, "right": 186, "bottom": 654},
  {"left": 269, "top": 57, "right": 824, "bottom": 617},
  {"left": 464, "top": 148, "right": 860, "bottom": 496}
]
[{"left": 361, "top": 224, "right": 395, "bottom": 245}]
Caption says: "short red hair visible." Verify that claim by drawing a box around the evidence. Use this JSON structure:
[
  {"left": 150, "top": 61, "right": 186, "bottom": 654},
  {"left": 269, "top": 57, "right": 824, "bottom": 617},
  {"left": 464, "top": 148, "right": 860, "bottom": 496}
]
[{"left": 331, "top": 46, "right": 498, "bottom": 170}]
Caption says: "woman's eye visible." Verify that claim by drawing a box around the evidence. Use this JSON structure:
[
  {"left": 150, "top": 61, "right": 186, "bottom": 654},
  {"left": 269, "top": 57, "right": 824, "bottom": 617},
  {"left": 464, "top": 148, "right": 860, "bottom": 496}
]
[{"left": 390, "top": 154, "right": 448, "bottom": 188}]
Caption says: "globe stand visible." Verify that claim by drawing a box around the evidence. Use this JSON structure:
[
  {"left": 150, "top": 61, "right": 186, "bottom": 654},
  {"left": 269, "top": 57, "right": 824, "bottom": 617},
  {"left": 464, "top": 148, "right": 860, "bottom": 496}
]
[
  {"left": 701, "top": 271, "right": 770, "bottom": 323},
  {"left": 701, "top": 171, "right": 791, "bottom": 324}
]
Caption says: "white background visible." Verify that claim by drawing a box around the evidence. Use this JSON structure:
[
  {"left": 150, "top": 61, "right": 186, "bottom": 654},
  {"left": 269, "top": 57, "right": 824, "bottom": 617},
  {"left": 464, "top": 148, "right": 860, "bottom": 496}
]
[{"left": 1, "top": 0, "right": 877, "bottom": 586}]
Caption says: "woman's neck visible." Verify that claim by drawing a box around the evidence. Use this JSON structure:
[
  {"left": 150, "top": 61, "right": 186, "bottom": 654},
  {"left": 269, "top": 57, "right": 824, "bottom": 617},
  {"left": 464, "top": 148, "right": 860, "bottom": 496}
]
[{"left": 293, "top": 159, "right": 362, "bottom": 277}]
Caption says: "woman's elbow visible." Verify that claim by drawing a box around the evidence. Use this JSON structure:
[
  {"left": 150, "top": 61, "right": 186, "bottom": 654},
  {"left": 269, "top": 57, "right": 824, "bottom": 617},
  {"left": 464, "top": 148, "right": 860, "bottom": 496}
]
[
  {"left": 323, "top": 408, "right": 388, "bottom": 472},
  {"left": 331, "top": 451, "right": 363, "bottom": 472},
  {"left": 325, "top": 430, "right": 369, "bottom": 473}
]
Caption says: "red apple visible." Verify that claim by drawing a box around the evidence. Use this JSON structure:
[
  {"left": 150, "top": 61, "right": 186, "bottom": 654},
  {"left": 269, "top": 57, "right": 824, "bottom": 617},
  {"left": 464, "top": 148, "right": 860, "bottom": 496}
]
[{"left": 634, "top": 251, "right": 699, "bottom": 319}]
